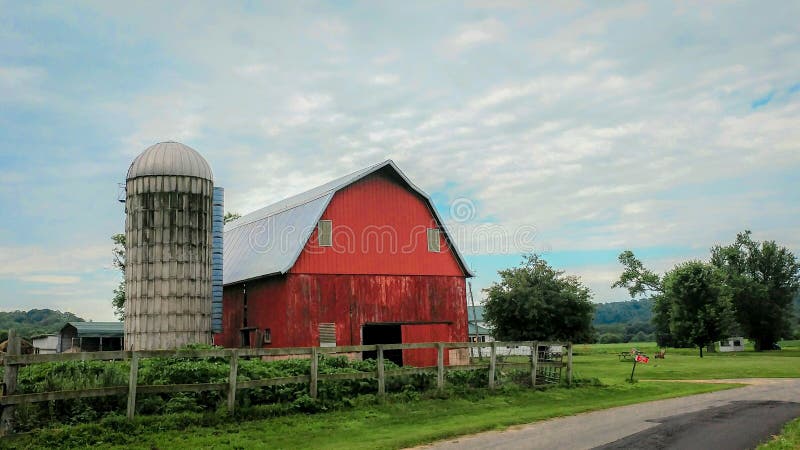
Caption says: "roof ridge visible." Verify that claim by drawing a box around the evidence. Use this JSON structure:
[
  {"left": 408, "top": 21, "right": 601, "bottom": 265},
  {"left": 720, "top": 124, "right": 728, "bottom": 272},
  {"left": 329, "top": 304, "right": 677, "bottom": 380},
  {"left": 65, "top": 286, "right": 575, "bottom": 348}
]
[{"left": 225, "top": 159, "right": 391, "bottom": 231}]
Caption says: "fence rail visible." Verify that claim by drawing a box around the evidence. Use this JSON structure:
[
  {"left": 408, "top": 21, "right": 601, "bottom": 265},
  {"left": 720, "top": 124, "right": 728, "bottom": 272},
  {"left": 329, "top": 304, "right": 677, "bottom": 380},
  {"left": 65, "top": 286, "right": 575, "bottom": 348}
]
[{"left": 0, "top": 336, "right": 572, "bottom": 435}]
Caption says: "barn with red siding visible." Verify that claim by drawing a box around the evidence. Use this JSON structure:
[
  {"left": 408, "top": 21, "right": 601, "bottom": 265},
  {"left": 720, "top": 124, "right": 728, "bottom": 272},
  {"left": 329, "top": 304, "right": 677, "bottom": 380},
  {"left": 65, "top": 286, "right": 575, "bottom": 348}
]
[{"left": 216, "top": 160, "right": 473, "bottom": 366}]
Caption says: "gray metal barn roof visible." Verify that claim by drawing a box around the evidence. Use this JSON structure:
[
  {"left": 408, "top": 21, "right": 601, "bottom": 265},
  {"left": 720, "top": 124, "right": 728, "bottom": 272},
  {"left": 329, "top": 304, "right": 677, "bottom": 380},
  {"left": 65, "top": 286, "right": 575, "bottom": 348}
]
[
  {"left": 127, "top": 141, "right": 213, "bottom": 181},
  {"left": 62, "top": 322, "right": 124, "bottom": 338},
  {"left": 223, "top": 160, "right": 474, "bottom": 285},
  {"left": 468, "top": 305, "right": 485, "bottom": 322},
  {"left": 469, "top": 323, "right": 492, "bottom": 336}
]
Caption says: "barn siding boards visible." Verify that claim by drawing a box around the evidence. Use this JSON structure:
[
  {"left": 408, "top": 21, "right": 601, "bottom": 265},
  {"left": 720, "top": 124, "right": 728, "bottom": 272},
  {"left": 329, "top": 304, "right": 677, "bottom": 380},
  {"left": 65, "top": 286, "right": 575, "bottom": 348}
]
[
  {"left": 401, "top": 323, "right": 450, "bottom": 367},
  {"left": 290, "top": 173, "right": 465, "bottom": 276},
  {"left": 217, "top": 274, "right": 468, "bottom": 359}
]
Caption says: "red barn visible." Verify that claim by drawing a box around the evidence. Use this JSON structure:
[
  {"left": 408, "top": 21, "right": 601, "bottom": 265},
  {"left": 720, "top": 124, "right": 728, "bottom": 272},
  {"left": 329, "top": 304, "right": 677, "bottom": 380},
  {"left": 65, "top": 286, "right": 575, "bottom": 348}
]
[{"left": 217, "top": 160, "right": 474, "bottom": 366}]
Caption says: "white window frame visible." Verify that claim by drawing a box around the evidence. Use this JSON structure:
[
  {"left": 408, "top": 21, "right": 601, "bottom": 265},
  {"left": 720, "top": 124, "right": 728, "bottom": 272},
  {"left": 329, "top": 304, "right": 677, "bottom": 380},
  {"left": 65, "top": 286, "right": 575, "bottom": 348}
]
[
  {"left": 427, "top": 228, "right": 441, "bottom": 252},
  {"left": 318, "top": 220, "right": 333, "bottom": 247}
]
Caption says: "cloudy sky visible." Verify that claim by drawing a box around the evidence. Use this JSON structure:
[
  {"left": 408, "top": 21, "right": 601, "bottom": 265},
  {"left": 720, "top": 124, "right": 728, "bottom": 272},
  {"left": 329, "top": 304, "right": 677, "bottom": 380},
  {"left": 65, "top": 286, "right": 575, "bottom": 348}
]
[{"left": 1, "top": 1, "right": 798, "bottom": 321}]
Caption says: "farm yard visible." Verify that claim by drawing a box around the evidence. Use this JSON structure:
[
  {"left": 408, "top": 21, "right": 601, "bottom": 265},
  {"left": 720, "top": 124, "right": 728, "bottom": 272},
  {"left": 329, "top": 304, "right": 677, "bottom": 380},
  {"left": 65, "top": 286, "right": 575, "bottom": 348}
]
[{"left": 2, "top": 339, "right": 797, "bottom": 449}]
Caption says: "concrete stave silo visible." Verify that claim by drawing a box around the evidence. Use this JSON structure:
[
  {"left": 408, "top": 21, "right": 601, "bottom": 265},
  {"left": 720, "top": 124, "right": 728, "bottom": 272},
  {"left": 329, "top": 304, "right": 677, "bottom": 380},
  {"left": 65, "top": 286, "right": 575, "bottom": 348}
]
[{"left": 124, "top": 142, "right": 214, "bottom": 350}]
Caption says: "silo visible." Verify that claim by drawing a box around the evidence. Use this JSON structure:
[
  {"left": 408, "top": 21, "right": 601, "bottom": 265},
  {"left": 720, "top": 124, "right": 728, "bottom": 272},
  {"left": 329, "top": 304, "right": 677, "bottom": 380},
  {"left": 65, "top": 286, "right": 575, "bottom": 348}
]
[{"left": 124, "top": 141, "right": 214, "bottom": 350}]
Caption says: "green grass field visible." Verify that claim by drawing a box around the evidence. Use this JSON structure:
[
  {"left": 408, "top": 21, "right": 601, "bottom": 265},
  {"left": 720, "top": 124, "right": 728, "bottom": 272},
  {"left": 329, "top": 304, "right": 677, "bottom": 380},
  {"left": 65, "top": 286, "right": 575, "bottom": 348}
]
[
  {"left": 9, "top": 340, "right": 798, "bottom": 449},
  {"left": 570, "top": 340, "right": 800, "bottom": 384}
]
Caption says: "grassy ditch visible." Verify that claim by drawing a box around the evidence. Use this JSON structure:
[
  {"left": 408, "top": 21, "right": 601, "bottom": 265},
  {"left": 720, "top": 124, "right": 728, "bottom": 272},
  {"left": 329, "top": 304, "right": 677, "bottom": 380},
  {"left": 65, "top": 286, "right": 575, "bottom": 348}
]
[
  {"left": 757, "top": 416, "right": 800, "bottom": 450},
  {"left": 3, "top": 381, "right": 738, "bottom": 449}
]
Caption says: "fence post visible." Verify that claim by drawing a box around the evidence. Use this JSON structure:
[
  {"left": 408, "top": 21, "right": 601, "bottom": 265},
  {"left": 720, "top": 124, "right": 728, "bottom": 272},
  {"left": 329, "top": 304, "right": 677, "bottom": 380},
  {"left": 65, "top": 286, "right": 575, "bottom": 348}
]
[
  {"left": 488, "top": 341, "right": 496, "bottom": 390},
  {"left": 310, "top": 347, "right": 319, "bottom": 399},
  {"left": 376, "top": 345, "right": 385, "bottom": 397},
  {"left": 127, "top": 352, "right": 139, "bottom": 419},
  {"left": 531, "top": 341, "right": 538, "bottom": 388},
  {"left": 0, "top": 329, "right": 19, "bottom": 436},
  {"left": 436, "top": 343, "right": 445, "bottom": 390},
  {"left": 566, "top": 342, "right": 573, "bottom": 386},
  {"left": 228, "top": 349, "right": 239, "bottom": 414}
]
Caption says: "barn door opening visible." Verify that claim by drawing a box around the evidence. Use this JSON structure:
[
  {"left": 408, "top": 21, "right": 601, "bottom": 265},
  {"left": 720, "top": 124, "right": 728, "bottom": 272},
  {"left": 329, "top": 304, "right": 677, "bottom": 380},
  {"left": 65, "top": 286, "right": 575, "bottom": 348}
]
[{"left": 362, "top": 324, "right": 402, "bottom": 366}]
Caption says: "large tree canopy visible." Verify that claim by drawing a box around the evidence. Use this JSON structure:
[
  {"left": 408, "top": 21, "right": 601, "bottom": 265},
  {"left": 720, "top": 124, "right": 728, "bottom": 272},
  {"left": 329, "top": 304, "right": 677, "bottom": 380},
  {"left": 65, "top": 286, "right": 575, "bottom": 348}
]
[
  {"left": 662, "top": 261, "right": 734, "bottom": 357},
  {"left": 483, "top": 254, "right": 595, "bottom": 343},
  {"left": 710, "top": 231, "right": 799, "bottom": 351}
]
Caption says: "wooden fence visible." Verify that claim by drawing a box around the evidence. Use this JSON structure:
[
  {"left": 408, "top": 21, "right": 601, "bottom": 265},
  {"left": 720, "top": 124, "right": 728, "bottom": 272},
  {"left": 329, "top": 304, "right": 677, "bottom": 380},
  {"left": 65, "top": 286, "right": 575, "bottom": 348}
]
[{"left": 0, "top": 331, "right": 572, "bottom": 435}]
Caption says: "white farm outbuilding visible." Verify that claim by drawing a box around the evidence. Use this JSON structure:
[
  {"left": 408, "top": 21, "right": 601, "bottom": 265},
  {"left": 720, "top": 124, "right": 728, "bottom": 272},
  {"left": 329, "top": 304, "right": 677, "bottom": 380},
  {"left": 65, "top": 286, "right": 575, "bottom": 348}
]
[
  {"left": 719, "top": 337, "right": 746, "bottom": 352},
  {"left": 31, "top": 334, "right": 59, "bottom": 354}
]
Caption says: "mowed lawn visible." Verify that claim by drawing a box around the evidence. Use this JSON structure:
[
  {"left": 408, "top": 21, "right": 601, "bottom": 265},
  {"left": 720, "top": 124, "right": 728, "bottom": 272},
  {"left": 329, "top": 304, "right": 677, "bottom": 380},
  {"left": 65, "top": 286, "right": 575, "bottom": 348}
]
[{"left": 571, "top": 340, "right": 800, "bottom": 384}]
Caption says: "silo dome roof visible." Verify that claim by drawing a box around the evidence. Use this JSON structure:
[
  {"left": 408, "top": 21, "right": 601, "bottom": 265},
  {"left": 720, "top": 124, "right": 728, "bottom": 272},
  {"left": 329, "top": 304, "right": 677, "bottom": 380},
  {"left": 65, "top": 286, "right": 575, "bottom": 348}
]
[{"left": 127, "top": 141, "right": 213, "bottom": 181}]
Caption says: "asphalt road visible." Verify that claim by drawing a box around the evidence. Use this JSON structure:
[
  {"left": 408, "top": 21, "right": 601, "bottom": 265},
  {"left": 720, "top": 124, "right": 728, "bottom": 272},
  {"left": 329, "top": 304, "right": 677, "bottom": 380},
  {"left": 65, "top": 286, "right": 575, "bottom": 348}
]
[{"left": 420, "top": 378, "right": 800, "bottom": 450}]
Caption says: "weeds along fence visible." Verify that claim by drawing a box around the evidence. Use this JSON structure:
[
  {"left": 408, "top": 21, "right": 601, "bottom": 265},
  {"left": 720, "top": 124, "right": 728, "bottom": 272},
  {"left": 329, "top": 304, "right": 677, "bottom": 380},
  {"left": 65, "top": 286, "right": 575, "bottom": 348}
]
[{"left": 0, "top": 331, "right": 572, "bottom": 434}]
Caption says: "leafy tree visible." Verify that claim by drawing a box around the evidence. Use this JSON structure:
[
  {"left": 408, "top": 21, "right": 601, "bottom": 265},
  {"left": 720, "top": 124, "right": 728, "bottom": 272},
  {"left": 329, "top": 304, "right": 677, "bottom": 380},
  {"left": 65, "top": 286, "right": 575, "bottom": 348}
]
[
  {"left": 612, "top": 250, "right": 663, "bottom": 298},
  {"left": 223, "top": 212, "right": 241, "bottom": 224},
  {"left": 612, "top": 251, "right": 679, "bottom": 347},
  {"left": 483, "top": 254, "right": 595, "bottom": 343},
  {"left": 111, "top": 233, "right": 126, "bottom": 319},
  {"left": 710, "top": 231, "right": 800, "bottom": 351},
  {"left": 663, "top": 261, "right": 734, "bottom": 357}
]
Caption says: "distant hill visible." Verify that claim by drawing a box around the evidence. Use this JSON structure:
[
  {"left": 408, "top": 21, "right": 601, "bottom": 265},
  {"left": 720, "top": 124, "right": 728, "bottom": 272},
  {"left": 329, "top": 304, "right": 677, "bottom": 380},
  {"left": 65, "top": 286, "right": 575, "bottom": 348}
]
[
  {"left": 0, "top": 309, "right": 86, "bottom": 341},
  {"left": 593, "top": 299, "right": 655, "bottom": 343},
  {"left": 593, "top": 299, "right": 654, "bottom": 325}
]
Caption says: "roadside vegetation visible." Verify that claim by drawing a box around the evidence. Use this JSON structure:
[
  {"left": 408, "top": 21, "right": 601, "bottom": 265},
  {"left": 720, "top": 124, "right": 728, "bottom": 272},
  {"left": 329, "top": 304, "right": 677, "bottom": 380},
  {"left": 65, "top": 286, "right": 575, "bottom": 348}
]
[
  {"left": 4, "top": 381, "right": 734, "bottom": 449},
  {"left": 758, "top": 416, "right": 800, "bottom": 450},
  {"left": 6, "top": 340, "right": 798, "bottom": 449}
]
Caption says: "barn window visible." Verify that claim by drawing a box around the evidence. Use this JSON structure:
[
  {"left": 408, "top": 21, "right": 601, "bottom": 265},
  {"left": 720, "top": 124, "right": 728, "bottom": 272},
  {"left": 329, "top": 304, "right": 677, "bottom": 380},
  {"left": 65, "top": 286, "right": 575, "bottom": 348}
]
[
  {"left": 319, "top": 322, "right": 336, "bottom": 347},
  {"left": 427, "top": 228, "right": 441, "bottom": 252},
  {"left": 263, "top": 328, "right": 272, "bottom": 344},
  {"left": 318, "top": 220, "right": 333, "bottom": 247}
]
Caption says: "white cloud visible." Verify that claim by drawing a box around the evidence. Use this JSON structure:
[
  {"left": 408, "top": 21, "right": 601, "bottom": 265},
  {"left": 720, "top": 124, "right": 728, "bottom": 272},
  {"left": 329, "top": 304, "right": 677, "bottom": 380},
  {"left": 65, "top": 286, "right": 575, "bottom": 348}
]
[
  {"left": 3, "top": 1, "right": 800, "bottom": 312},
  {"left": 288, "top": 93, "right": 332, "bottom": 114},
  {"left": 445, "top": 18, "right": 506, "bottom": 52},
  {"left": 482, "top": 113, "right": 516, "bottom": 127},
  {"left": 19, "top": 275, "right": 81, "bottom": 284},
  {"left": 0, "top": 65, "right": 46, "bottom": 103},
  {"left": 370, "top": 74, "right": 399, "bottom": 86},
  {"left": 234, "top": 63, "right": 268, "bottom": 77},
  {"left": 0, "top": 245, "right": 109, "bottom": 278}
]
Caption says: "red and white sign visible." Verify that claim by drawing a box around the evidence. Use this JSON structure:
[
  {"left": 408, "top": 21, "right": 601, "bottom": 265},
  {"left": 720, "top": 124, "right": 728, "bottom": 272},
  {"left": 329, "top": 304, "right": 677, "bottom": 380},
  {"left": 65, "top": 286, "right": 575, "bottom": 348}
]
[{"left": 635, "top": 354, "right": 649, "bottom": 364}]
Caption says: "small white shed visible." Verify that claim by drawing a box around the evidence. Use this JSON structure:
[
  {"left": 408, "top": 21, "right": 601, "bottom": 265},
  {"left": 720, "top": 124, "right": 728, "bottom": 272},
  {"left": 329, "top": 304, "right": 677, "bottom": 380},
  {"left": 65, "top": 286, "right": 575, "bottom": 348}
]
[
  {"left": 719, "top": 337, "right": 745, "bottom": 352},
  {"left": 31, "top": 334, "right": 59, "bottom": 354}
]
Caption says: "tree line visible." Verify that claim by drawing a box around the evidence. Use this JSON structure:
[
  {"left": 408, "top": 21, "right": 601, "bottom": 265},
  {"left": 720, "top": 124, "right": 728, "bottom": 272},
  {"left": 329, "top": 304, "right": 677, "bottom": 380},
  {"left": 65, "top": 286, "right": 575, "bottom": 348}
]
[
  {"left": 483, "top": 231, "right": 799, "bottom": 355},
  {"left": 0, "top": 309, "right": 85, "bottom": 341},
  {"left": 614, "top": 230, "right": 798, "bottom": 355}
]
